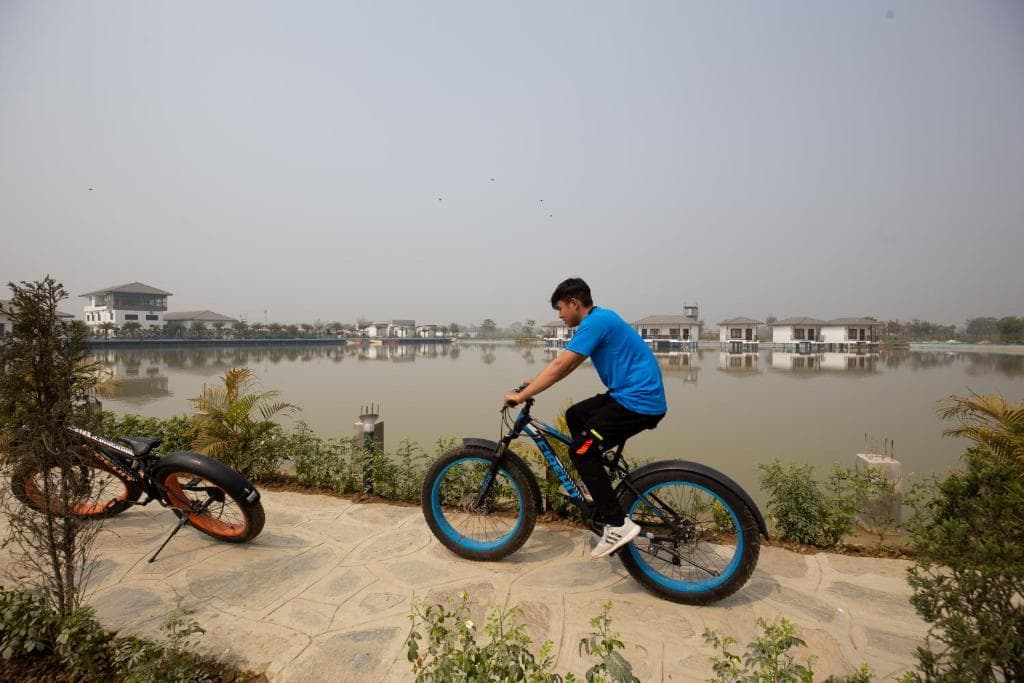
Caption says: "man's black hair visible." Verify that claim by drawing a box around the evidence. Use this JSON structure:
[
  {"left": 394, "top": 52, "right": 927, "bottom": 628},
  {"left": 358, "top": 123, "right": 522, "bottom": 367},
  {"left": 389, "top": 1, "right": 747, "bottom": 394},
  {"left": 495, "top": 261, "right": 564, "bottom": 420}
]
[{"left": 550, "top": 278, "right": 593, "bottom": 308}]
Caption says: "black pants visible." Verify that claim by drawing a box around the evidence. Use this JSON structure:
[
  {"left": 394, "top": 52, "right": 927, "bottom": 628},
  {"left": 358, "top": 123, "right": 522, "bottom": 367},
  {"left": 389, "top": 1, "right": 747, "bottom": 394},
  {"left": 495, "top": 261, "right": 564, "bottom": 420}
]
[{"left": 565, "top": 393, "right": 664, "bottom": 525}]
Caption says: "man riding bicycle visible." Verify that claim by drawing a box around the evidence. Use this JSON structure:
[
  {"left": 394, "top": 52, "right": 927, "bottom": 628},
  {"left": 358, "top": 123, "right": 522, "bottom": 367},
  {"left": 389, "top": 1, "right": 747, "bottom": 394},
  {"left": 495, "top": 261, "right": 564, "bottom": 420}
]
[{"left": 504, "top": 277, "right": 666, "bottom": 558}]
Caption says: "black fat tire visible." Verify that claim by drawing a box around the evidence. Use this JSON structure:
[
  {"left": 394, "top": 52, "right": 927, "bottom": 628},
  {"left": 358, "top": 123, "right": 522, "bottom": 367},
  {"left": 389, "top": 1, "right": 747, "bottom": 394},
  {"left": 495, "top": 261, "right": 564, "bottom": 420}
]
[
  {"left": 617, "top": 468, "right": 760, "bottom": 605},
  {"left": 153, "top": 452, "right": 265, "bottom": 543},
  {"left": 422, "top": 445, "right": 541, "bottom": 561},
  {"left": 11, "top": 454, "right": 143, "bottom": 519}
]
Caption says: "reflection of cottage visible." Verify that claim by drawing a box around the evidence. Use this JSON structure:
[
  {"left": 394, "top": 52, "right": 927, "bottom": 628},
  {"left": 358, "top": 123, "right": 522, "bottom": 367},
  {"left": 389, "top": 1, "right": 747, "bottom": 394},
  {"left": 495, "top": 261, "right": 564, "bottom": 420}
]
[
  {"left": 718, "top": 352, "right": 760, "bottom": 374},
  {"left": 81, "top": 282, "right": 172, "bottom": 331},
  {"left": 164, "top": 310, "right": 238, "bottom": 332},
  {"left": 718, "top": 317, "right": 762, "bottom": 352},
  {"left": 0, "top": 299, "right": 74, "bottom": 337},
  {"left": 656, "top": 352, "right": 701, "bottom": 383}
]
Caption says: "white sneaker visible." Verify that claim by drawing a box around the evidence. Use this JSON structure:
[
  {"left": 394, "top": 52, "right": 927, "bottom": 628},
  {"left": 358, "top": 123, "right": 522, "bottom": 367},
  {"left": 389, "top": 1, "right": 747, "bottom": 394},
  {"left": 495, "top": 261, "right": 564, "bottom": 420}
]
[{"left": 591, "top": 518, "right": 641, "bottom": 558}]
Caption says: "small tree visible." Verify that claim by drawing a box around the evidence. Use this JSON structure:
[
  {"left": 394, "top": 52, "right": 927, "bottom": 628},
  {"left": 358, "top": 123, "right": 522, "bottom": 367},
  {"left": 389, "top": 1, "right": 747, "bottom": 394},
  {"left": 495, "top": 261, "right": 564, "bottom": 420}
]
[
  {"left": 902, "top": 394, "right": 1024, "bottom": 681},
  {"left": 98, "top": 321, "right": 116, "bottom": 339},
  {"left": 188, "top": 321, "right": 206, "bottom": 338},
  {"left": 211, "top": 322, "right": 226, "bottom": 338},
  {"left": 230, "top": 320, "right": 248, "bottom": 338},
  {"left": 188, "top": 367, "right": 298, "bottom": 476},
  {"left": 0, "top": 277, "right": 104, "bottom": 619},
  {"left": 479, "top": 319, "right": 497, "bottom": 337}
]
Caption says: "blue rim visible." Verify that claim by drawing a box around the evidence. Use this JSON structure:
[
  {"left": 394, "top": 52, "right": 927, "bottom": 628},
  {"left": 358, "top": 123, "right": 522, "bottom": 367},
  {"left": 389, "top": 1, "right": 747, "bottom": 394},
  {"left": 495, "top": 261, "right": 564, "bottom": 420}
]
[
  {"left": 627, "top": 481, "right": 744, "bottom": 592},
  {"left": 430, "top": 457, "right": 524, "bottom": 552}
]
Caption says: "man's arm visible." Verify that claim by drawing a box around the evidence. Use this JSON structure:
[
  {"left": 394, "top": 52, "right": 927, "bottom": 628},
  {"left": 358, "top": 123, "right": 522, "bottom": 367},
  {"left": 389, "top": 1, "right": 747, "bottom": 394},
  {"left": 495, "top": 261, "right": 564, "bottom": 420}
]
[{"left": 504, "top": 350, "right": 587, "bottom": 405}]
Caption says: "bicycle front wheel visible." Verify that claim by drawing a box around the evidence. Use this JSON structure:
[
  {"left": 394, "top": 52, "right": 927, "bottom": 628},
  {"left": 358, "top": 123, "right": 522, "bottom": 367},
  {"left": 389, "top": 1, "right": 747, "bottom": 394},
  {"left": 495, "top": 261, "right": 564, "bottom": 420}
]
[
  {"left": 153, "top": 453, "right": 264, "bottom": 543},
  {"left": 618, "top": 468, "right": 760, "bottom": 605},
  {"left": 422, "top": 446, "right": 540, "bottom": 561}
]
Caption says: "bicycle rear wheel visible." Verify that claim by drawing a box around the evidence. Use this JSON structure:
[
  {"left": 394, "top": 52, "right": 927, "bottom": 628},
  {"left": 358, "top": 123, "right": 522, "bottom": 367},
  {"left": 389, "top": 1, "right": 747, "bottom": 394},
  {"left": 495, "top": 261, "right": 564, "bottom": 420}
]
[
  {"left": 618, "top": 468, "right": 759, "bottom": 605},
  {"left": 12, "top": 451, "right": 142, "bottom": 518},
  {"left": 422, "top": 445, "right": 540, "bottom": 561}
]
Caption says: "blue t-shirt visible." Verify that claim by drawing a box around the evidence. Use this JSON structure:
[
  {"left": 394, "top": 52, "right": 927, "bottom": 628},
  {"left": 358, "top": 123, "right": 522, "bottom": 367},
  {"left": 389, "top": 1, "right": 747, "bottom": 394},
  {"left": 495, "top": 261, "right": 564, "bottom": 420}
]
[{"left": 566, "top": 307, "right": 667, "bottom": 415}]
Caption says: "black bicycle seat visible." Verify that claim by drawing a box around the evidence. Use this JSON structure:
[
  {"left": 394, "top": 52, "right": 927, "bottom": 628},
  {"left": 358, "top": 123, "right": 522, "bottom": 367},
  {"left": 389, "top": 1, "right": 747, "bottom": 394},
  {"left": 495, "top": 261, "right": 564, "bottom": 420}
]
[{"left": 119, "top": 436, "right": 163, "bottom": 457}]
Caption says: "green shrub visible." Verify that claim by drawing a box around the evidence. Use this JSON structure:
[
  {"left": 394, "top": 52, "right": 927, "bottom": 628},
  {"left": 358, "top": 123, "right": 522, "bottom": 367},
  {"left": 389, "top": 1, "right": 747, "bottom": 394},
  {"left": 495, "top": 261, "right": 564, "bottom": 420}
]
[
  {"left": 759, "top": 459, "right": 893, "bottom": 548},
  {"left": 898, "top": 393, "right": 1024, "bottom": 681},
  {"left": 406, "top": 594, "right": 638, "bottom": 682},
  {"left": 56, "top": 604, "right": 110, "bottom": 679},
  {"left": 704, "top": 616, "right": 873, "bottom": 682},
  {"left": 0, "top": 586, "right": 56, "bottom": 659}
]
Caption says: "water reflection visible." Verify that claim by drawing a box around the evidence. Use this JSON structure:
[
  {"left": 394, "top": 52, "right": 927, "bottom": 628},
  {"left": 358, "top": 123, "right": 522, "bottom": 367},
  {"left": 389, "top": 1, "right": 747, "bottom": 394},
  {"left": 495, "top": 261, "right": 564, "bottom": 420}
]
[
  {"left": 718, "top": 352, "right": 761, "bottom": 376},
  {"left": 656, "top": 352, "right": 701, "bottom": 384},
  {"left": 769, "top": 351, "right": 879, "bottom": 377},
  {"left": 90, "top": 344, "right": 1023, "bottom": 409}
]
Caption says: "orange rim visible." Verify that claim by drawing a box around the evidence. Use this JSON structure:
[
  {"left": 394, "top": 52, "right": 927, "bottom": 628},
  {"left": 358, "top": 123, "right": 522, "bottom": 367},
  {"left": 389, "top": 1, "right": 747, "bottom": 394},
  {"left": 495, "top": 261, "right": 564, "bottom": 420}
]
[
  {"left": 161, "top": 471, "right": 248, "bottom": 538},
  {"left": 23, "top": 465, "right": 131, "bottom": 517}
]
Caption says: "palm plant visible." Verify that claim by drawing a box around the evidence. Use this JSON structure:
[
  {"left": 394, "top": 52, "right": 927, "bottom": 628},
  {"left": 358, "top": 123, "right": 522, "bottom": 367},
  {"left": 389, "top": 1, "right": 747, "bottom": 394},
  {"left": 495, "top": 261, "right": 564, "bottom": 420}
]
[
  {"left": 188, "top": 367, "right": 299, "bottom": 474},
  {"left": 938, "top": 393, "right": 1024, "bottom": 460}
]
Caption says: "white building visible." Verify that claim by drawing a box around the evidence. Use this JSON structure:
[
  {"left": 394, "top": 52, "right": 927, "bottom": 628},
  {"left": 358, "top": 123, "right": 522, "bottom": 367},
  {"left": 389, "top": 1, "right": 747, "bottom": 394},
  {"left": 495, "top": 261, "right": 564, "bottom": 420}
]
[
  {"left": 770, "top": 317, "right": 826, "bottom": 345},
  {"left": 164, "top": 310, "right": 238, "bottom": 331},
  {"left": 81, "top": 282, "right": 172, "bottom": 331},
  {"left": 631, "top": 315, "right": 702, "bottom": 344},
  {"left": 416, "top": 324, "right": 442, "bottom": 338},
  {"left": 542, "top": 319, "right": 573, "bottom": 342},
  {"left": 0, "top": 299, "right": 74, "bottom": 337},
  {"left": 718, "top": 316, "right": 762, "bottom": 352},
  {"left": 390, "top": 319, "right": 416, "bottom": 338},
  {"left": 821, "top": 318, "right": 883, "bottom": 347},
  {"left": 365, "top": 322, "right": 391, "bottom": 337}
]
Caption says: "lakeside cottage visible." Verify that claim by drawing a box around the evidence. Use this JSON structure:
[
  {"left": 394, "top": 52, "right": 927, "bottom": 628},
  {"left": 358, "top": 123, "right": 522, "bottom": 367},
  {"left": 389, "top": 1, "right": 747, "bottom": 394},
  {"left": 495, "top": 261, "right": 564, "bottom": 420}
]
[
  {"left": 164, "top": 310, "right": 238, "bottom": 331},
  {"left": 718, "top": 317, "right": 762, "bottom": 353},
  {"left": 770, "top": 316, "right": 882, "bottom": 352},
  {"left": 80, "top": 282, "right": 172, "bottom": 331},
  {"left": 631, "top": 304, "right": 703, "bottom": 351},
  {"left": 542, "top": 319, "right": 573, "bottom": 344}
]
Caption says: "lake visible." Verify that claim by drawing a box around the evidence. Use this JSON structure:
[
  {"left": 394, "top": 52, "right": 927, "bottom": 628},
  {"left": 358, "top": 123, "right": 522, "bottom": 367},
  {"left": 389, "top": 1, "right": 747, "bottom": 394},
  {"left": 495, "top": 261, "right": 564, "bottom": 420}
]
[{"left": 90, "top": 342, "right": 1024, "bottom": 504}]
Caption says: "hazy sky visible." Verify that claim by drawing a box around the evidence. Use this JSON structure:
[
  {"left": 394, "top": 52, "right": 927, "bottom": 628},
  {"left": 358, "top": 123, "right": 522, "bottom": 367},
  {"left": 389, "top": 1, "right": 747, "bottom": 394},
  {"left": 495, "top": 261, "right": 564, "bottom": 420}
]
[{"left": 1, "top": 1, "right": 1022, "bottom": 327}]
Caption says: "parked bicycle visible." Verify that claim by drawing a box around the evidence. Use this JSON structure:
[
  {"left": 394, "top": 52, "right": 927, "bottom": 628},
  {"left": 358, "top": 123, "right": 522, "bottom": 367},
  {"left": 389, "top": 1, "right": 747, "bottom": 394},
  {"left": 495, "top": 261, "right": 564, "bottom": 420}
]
[
  {"left": 422, "top": 391, "right": 768, "bottom": 604},
  {"left": 11, "top": 426, "right": 265, "bottom": 562}
]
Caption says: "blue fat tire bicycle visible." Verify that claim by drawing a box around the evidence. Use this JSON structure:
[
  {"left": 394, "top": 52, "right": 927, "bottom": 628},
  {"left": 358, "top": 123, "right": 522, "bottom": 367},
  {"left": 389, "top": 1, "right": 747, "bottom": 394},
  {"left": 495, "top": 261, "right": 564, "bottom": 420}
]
[{"left": 421, "top": 396, "right": 768, "bottom": 605}]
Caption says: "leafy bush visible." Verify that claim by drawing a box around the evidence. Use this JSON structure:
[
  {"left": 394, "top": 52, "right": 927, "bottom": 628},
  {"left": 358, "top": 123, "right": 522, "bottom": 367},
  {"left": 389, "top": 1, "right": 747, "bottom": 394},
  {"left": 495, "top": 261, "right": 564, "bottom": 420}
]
[
  {"left": 704, "top": 616, "right": 873, "bottom": 682},
  {"left": 0, "top": 586, "right": 258, "bottom": 681},
  {"left": 406, "top": 594, "right": 638, "bottom": 682},
  {"left": 0, "top": 586, "right": 56, "bottom": 659},
  {"left": 759, "top": 459, "right": 894, "bottom": 548},
  {"left": 901, "top": 393, "right": 1024, "bottom": 681}
]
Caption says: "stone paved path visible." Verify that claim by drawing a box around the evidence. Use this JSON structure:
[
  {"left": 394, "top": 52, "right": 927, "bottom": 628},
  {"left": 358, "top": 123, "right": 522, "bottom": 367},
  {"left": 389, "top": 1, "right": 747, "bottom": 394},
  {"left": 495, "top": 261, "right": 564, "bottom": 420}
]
[{"left": 6, "top": 490, "right": 929, "bottom": 681}]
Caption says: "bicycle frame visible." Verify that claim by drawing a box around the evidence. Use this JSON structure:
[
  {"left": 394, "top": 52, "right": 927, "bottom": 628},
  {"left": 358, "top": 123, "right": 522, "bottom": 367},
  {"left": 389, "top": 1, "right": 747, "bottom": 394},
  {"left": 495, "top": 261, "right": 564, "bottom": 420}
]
[
  {"left": 483, "top": 400, "right": 630, "bottom": 526},
  {"left": 66, "top": 426, "right": 176, "bottom": 508}
]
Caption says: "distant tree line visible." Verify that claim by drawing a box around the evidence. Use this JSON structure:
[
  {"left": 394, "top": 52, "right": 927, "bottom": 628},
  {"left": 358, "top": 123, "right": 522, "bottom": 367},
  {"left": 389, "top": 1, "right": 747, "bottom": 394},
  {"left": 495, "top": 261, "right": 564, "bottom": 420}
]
[{"left": 885, "top": 316, "right": 1024, "bottom": 343}]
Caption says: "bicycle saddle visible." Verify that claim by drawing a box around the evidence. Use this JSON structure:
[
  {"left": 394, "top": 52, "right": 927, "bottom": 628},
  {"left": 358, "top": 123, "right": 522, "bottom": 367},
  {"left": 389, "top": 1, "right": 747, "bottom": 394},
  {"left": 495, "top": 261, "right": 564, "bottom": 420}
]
[{"left": 119, "top": 436, "right": 163, "bottom": 457}]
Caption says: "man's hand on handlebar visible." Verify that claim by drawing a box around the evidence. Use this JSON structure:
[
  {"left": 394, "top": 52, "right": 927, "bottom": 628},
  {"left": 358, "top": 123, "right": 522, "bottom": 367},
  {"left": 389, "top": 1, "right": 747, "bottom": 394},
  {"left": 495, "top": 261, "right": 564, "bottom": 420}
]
[{"left": 503, "top": 382, "right": 531, "bottom": 408}]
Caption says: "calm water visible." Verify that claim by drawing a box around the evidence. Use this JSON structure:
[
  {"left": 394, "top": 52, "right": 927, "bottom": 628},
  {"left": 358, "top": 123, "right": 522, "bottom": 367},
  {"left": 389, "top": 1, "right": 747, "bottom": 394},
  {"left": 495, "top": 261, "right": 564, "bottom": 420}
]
[{"left": 90, "top": 342, "right": 1024, "bottom": 504}]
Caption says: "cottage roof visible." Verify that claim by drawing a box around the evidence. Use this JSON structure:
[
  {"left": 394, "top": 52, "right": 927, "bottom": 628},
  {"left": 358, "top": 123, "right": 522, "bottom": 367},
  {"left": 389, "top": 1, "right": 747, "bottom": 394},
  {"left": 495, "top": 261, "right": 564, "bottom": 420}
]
[
  {"left": 719, "top": 317, "right": 763, "bottom": 326},
  {"left": 80, "top": 282, "right": 173, "bottom": 297},
  {"left": 164, "top": 310, "right": 237, "bottom": 323},
  {"left": 390, "top": 319, "right": 415, "bottom": 326},
  {"left": 542, "top": 320, "right": 568, "bottom": 328},
  {"left": 633, "top": 315, "right": 702, "bottom": 326},
  {"left": 770, "top": 317, "right": 827, "bottom": 326},
  {"left": 826, "top": 317, "right": 882, "bottom": 326}
]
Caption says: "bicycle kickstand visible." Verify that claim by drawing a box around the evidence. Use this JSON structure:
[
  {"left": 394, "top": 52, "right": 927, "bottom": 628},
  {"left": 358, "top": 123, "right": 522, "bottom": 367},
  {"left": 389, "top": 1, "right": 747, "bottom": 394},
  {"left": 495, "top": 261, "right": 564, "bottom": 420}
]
[{"left": 149, "top": 513, "right": 191, "bottom": 563}]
